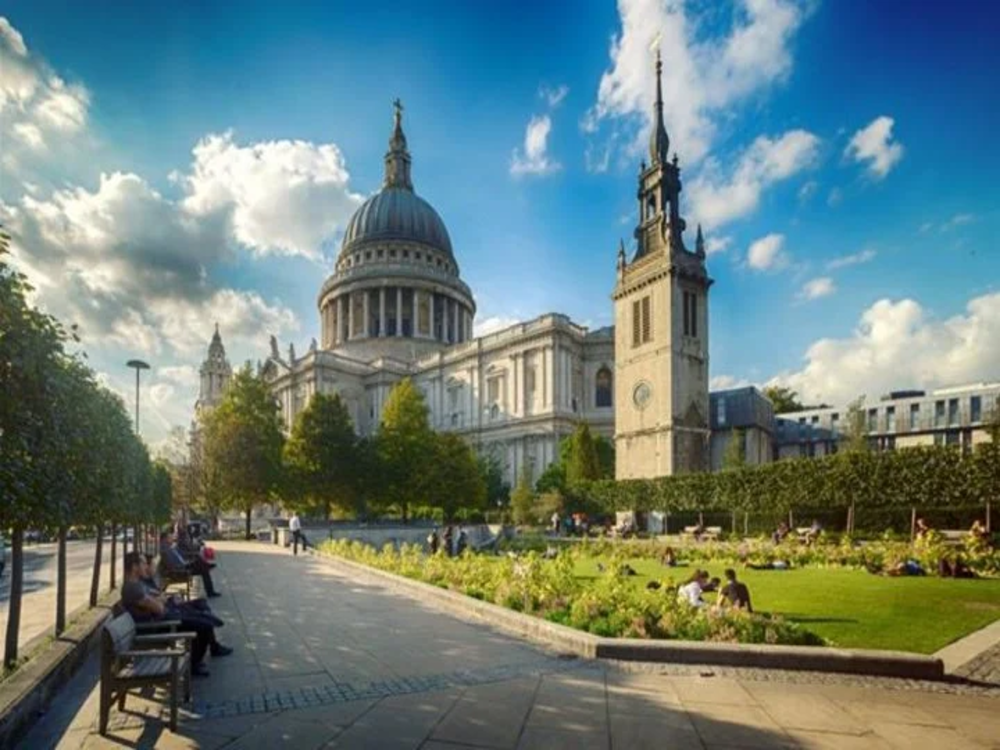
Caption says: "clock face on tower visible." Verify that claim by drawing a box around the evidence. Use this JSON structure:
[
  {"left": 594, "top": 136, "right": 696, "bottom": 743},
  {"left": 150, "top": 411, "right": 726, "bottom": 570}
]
[{"left": 632, "top": 381, "right": 652, "bottom": 410}]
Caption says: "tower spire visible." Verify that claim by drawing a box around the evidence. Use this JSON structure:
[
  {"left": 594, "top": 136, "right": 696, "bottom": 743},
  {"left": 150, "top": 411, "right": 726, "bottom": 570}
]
[
  {"left": 649, "top": 49, "right": 670, "bottom": 164},
  {"left": 383, "top": 98, "right": 413, "bottom": 190}
]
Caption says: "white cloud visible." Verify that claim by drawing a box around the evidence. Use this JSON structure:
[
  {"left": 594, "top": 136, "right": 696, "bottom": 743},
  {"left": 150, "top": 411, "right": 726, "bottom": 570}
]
[
  {"left": 798, "top": 276, "right": 835, "bottom": 301},
  {"left": 510, "top": 114, "right": 561, "bottom": 177},
  {"left": 941, "top": 213, "right": 974, "bottom": 231},
  {"left": 474, "top": 316, "right": 522, "bottom": 337},
  {"left": 0, "top": 17, "right": 89, "bottom": 156},
  {"left": 149, "top": 383, "right": 176, "bottom": 408},
  {"left": 177, "top": 131, "right": 364, "bottom": 259},
  {"left": 585, "top": 0, "right": 807, "bottom": 165},
  {"left": 539, "top": 84, "right": 569, "bottom": 108},
  {"left": 705, "top": 235, "right": 732, "bottom": 255},
  {"left": 918, "top": 221, "right": 934, "bottom": 234},
  {"left": 845, "top": 116, "right": 904, "bottom": 179},
  {"left": 826, "top": 248, "right": 876, "bottom": 270},
  {"left": 770, "top": 292, "right": 1000, "bottom": 406},
  {"left": 746, "top": 233, "right": 788, "bottom": 271},
  {"left": 797, "top": 179, "right": 818, "bottom": 202},
  {"left": 826, "top": 187, "right": 843, "bottom": 207},
  {"left": 711, "top": 374, "right": 751, "bottom": 390},
  {"left": 688, "top": 129, "right": 821, "bottom": 229},
  {"left": 159, "top": 365, "right": 200, "bottom": 388}
]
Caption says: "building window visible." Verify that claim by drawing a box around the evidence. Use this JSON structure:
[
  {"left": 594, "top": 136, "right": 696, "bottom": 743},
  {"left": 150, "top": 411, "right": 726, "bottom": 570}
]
[
  {"left": 830, "top": 413, "right": 839, "bottom": 433},
  {"left": 934, "top": 432, "right": 945, "bottom": 446},
  {"left": 487, "top": 377, "right": 501, "bottom": 406},
  {"left": 948, "top": 398, "right": 959, "bottom": 426},
  {"left": 934, "top": 400, "right": 945, "bottom": 428},
  {"left": 971, "top": 395, "right": 982, "bottom": 423},
  {"left": 910, "top": 403, "right": 920, "bottom": 431},
  {"left": 683, "top": 291, "right": 698, "bottom": 338},
  {"left": 489, "top": 403, "right": 499, "bottom": 421},
  {"left": 945, "top": 430, "right": 960, "bottom": 446},
  {"left": 867, "top": 408, "right": 878, "bottom": 432},
  {"left": 886, "top": 406, "right": 896, "bottom": 432},
  {"left": 811, "top": 416, "right": 819, "bottom": 425},
  {"left": 632, "top": 296, "right": 652, "bottom": 347},
  {"left": 595, "top": 367, "right": 612, "bottom": 408},
  {"left": 403, "top": 250, "right": 409, "bottom": 259},
  {"left": 717, "top": 397, "right": 727, "bottom": 426}
]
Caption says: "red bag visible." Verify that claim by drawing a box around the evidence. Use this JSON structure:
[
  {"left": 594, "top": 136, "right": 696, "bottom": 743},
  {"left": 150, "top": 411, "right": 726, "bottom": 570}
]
[{"left": 203, "top": 547, "right": 215, "bottom": 561}]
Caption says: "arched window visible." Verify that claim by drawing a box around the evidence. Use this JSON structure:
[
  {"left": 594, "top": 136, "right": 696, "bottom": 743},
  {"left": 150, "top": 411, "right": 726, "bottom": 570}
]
[{"left": 595, "top": 367, "right": 613, "bottom": 408}]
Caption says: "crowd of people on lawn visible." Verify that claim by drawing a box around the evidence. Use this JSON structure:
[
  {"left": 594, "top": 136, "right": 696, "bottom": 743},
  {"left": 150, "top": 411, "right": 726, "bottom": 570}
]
[
  {"left": 427, "top": 526, "right": 469, "bottom": 556},
  {"left": 119, "top": 523, "right": 233, "bottom": 678}
]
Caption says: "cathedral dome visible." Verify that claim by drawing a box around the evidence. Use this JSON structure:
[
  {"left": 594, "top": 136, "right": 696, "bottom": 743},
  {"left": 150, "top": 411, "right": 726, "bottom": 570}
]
[{"left": 341, "top": 187, "right": 453, "bottom": 257}]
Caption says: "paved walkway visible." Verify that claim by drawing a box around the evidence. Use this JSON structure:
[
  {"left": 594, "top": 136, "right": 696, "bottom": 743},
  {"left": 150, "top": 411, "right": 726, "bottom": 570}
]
[{"left": 22, "top": 542, "right": 1000, "bottom": 749}]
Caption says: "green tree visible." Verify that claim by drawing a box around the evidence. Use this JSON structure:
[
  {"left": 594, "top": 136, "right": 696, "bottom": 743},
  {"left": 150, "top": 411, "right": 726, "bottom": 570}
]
[
  {"left": 377, "top": 378, "right": 435, "bottom": 522},
  {"left": 510, "top": 465, "right": 536, "bottom": 525},
  {"left": 763, "top": 385, "right": 804, "bottom": 414},
  {"left": 595, "top": 435, "right": 616, "bottom": 478},
  {"left": 477, "top": 452, "right": 510, "bottom": 513},
  {"left": 429, "top": 433, "right": 487, "bottom": 521},
  {"left": 722, "top": 428, "right": 746, "bottom": 470},
  {"left": 842, "top": 397, "right": 869, "bottom": 454},
  {"left": 283, "top": 392, "right": 360, "bottom": 519},
  {"left": 201, "top": 365, "right": 285, "bottom": 538},
  {"left": 565, "top": 422, "right": 602, "bottom": 486}
]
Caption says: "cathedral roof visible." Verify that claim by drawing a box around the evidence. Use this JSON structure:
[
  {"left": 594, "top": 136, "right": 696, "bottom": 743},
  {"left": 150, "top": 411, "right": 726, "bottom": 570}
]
[{"left": 340, "top": 100, "right": 454, "bottom": 259}]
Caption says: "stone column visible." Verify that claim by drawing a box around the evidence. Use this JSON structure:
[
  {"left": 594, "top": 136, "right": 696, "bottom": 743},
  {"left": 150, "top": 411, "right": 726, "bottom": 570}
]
[
  {"left": 362, "top": 289, "right": 371, "bottom": 338},
  {"left": 452, "top": 302, "right": 459, "bottom": 343},
  {"left": 379, "top": 288, "right": 386, "bottom": 338},
  {"left": 347, "top": 292, "right": 355, "bottom": 341},
  {"left": 430, "top": 293, "right": 436, "bottom": 341},
  {"left": 396, "top": 287, "right": 403, "bottom": 337}
]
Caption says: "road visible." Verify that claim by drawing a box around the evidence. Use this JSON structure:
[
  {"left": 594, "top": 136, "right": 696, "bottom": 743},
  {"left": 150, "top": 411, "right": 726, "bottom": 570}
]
[{"left": 0, "top": 539, "right": 119, "bottom": 653}]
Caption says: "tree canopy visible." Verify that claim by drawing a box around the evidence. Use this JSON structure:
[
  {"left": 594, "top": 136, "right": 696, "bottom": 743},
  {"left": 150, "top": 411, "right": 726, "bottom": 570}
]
[{"left": 762, "top": 385, "right": 804, "bottom": 414}]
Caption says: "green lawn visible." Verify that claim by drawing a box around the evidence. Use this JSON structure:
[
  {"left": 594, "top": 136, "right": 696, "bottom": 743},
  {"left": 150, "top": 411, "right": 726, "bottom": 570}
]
[{"left": 572, "top": 558, "right": 1000, "bottom": 654}]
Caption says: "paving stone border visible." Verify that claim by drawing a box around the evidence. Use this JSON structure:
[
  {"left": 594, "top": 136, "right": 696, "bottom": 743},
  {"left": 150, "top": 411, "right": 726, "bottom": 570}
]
[
  {"left": 309, "top": 550, "right": 947, "bottom": 682},
  {"left": 0, "top": 592, "right": 119, "bottom": 748}
]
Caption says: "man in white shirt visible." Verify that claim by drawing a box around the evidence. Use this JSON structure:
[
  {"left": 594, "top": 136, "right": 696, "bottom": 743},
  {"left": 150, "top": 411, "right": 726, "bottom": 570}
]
[
  {"left": 289, "top": 512, "right": 310, "bottom": 555},
  {"left": 677, "top": 570, "right": 709, "bottom": 608}
]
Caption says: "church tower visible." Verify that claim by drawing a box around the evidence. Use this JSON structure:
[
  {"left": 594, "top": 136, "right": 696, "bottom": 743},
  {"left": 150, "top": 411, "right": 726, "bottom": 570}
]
[
  {"left": 612, "top": 51, "right": 713, "bottom": 479},
  {"left": 196, "top": 323, "right": 232, "bottom": 414}
]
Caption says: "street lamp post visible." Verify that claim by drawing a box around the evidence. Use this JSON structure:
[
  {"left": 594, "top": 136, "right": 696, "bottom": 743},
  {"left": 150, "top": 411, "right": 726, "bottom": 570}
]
[{"left": 126, "top": 359, "right": 151, "bottom": 434}]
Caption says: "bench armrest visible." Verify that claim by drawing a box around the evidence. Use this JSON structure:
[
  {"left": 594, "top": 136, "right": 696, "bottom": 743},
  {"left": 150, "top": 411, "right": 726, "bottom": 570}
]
[
  {"left": 135, "top": 620, "right": 182, "bottom": 632},
  {"left": 135, "top": 632, "right": 197, "bottom": 644},
  {"left": 118, "top": 648, "right": 186, "bottom": 659}
]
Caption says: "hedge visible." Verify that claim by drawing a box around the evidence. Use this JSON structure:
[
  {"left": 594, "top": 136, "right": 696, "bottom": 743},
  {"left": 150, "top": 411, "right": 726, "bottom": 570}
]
[{"left": 580, "top": 444, "right": 999, "bottom": 521}]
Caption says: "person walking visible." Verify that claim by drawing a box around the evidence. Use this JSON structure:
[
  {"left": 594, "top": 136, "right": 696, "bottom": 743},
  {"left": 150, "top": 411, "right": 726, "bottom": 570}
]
[{"left": 289, "top": 512, "right": 310, "bottom": 555}]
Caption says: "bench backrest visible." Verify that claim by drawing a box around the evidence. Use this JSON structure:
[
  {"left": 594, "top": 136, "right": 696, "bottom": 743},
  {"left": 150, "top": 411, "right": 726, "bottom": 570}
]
[{"left": 102, "top": 612, "right": 136, "bottom": 659}]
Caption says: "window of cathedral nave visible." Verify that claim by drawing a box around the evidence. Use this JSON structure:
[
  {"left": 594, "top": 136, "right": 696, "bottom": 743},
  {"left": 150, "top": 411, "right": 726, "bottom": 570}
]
[{"left": 595, "top": 367, "right": 612, "bottom": 408}]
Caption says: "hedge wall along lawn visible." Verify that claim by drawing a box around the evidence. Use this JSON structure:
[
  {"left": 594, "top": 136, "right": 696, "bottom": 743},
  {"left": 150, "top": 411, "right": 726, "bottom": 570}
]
[
  {"left": 581, "top": 444, "right": 1000, "bottom": 530},
  {"left": 573, "top": 557, "right": 1000, "bottom": 654}
]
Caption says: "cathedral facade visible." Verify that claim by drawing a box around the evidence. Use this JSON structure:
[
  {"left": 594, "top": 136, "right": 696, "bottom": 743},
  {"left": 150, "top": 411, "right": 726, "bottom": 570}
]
[{"left": 256, "top": 61, "right": 713, "bottom": 485}]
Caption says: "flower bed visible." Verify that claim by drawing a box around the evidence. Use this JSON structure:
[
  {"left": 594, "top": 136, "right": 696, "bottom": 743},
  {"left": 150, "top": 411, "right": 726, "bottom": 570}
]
[{"left": 317, "top": 539, "right": 824, "bottom": 646}]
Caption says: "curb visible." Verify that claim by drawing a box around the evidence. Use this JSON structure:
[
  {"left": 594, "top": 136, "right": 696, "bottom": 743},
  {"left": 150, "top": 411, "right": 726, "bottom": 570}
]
[
  {"left": 309, "top": 550, "right": 945, "bottom": 681},
  {"left": 0, "top": 592, "right": 119, "bottom": 749}
]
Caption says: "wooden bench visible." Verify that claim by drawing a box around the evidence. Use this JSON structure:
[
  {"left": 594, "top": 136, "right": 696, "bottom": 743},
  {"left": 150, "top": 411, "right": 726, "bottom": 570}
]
[
  {"left": 681, "top": 525, "right": 722, "bottom": 542},
  {"left": 939, "top": 530, "right": 970, "bottom": 547},
  {"left": 157, "top": 560, "right": 192, "bottom": 599},
  {"left": 100, "top": 612, "right": 194, "bottom": 734}
]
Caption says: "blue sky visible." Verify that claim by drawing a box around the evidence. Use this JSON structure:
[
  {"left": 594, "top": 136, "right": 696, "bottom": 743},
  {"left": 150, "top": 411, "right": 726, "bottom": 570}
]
[{"left": 2, "top": 1, "right": 998, "bottom": 449}]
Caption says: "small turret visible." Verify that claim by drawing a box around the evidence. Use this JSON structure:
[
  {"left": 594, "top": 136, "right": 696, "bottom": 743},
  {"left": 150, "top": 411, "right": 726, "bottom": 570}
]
[{"left": 695, "top": 224, "right": 705, "bottom": 257}]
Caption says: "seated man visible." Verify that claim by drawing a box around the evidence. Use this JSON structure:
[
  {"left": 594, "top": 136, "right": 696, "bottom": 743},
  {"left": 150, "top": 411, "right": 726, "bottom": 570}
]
[
  {"left": 719, "top": 568, "right": 753, "bottom": 612},
  {"left": 772, "top": 522, "right": 790, "bottom": 545},
  {"left": 141, "top": 554, "right": 223, "bottom": 627},
  {"left": 160, "top": 530, "right": 221, "bottom": 598},
  {"left": 121, "top": 553, "right": 232, "bottom": 677}
]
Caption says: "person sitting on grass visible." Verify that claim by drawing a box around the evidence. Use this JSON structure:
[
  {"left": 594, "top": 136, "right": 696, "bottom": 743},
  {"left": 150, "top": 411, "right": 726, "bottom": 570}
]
[
  {"left": 660, "top": 547, "right": 677, "bottom": 568},
  {"left": 885, "top": 558, "right": 926, "bottom": 577},
  {"left": 719, "top": 568, "right": 753, "bottom": 612},
  {"left": 771, "top": 521, "right": 790, "bottom": 545},
  {"left": 121, "top": 552, "right": 232, "bottom": 678},
  {"left": 804, "top": 519, "right": 822, "bottom": 545},
  {"left": 939, "top": 555, "right": 977, "bottom": 578},
  {"left": 702, "top": 576, "right": 721, "bottom": 594},
  {"left": 746, "top": 559, "right": 791, "bottom": 571},
  {"left": 677, "top": 570, "right": 709, "bottom": 608}
]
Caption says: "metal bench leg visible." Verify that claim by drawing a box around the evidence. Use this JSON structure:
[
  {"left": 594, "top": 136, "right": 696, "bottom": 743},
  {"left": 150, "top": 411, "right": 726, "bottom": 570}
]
[
  {"left": 99, "top": 683, "right": 111, "bottom": 735},
  {"left": 118, "top": 687, "right": 127, "bottom": 711},
  {"left": 170, "top": 669, "right": 179, "bottom": 731}
]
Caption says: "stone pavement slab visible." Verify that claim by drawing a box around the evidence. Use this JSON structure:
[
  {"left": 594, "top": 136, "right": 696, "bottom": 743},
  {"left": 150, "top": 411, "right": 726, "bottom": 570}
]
[{"left": 18, "top": 541, "right": 1000, "bottom": 749}]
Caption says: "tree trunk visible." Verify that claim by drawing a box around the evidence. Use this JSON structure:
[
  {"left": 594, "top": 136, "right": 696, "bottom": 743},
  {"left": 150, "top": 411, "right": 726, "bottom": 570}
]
[
  {"left": 4, "top": 529, "right": 24, "bottom": 670},
  {"left": 245, "top": 507, "right": 252, "bottom": 540},
  {"left": 55, "top": 527, "right": 67, "bottom": 636},
  {"left": 90, "top": 529, "right": 103, "bottom": 607},
  {"left": 109, "top": 523, "right": 117, "bottom": 591}
]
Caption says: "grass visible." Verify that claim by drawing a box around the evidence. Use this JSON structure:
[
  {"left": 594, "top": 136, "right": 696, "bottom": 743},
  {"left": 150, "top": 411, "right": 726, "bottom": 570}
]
[{"left": 572, "top": 557, "right": 1000, "bottom": 654}]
